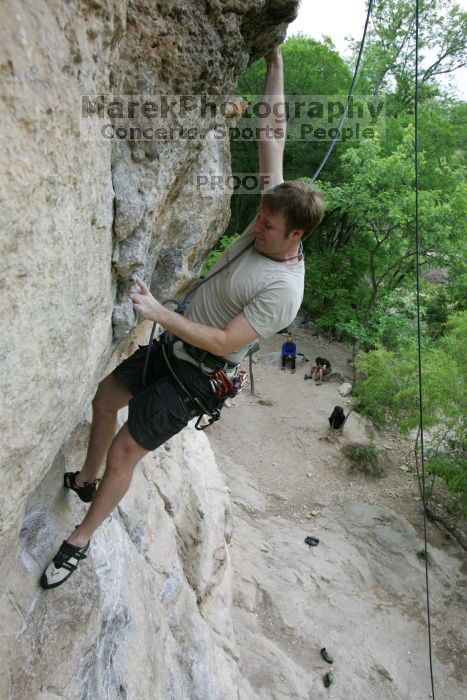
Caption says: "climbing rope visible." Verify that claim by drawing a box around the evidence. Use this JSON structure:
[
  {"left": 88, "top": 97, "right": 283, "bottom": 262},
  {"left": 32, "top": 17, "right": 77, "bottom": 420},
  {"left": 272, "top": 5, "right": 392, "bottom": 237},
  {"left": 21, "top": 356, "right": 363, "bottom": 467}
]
[
  {"left": 414, "top": 0, "right": 436, "bottom": 696},
  {"left": 311, "top": 0, "right": 375, "bottom": 183},
  {"left": 309, "top": 0, "right": 436, "bottom": 692}
]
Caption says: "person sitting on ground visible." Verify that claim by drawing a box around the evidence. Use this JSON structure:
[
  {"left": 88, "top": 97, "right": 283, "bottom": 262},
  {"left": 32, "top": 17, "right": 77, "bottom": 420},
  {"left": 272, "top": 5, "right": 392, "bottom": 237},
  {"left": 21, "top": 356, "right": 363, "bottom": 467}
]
[
  {"left": 281, "top": 334, "right": 297, "bottom": 373},
  {"left": 304, "top": 356, "right": 331, "bottom": 385},
  {"left": 312, "top": 356, "right": 331, "bottom": 384}
]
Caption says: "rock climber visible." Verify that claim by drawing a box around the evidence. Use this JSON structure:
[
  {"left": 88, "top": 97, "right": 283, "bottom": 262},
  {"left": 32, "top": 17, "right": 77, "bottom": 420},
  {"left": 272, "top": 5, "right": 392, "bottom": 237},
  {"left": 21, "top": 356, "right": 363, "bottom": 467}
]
[{"left": 41, "top": 44, "right": 324, "bottom": 588}]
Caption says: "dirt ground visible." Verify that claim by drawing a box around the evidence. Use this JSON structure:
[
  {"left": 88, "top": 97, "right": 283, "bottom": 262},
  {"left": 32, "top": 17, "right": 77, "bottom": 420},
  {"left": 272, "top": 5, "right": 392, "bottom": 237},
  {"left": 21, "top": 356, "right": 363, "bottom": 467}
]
[
  {"left": 207, "top": 325, "right": 467, "bottom": 700},
  {"left": 210, "top": 326, "right": 424, "bottom": 533}
]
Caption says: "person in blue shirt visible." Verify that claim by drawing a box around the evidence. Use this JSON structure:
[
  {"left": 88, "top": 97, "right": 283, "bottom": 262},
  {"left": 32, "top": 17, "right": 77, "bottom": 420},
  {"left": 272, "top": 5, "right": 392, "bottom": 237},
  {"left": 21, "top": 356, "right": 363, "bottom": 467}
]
[{"left": 281, "top": 335, "right": 297, "bottom": 373}]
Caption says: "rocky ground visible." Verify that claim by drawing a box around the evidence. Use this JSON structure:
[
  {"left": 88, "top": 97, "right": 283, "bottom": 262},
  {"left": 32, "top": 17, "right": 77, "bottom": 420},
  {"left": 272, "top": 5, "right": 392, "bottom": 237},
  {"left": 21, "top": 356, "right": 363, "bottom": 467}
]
[{"left": 207, "top": 326, "right": 467, "bottom": 700}]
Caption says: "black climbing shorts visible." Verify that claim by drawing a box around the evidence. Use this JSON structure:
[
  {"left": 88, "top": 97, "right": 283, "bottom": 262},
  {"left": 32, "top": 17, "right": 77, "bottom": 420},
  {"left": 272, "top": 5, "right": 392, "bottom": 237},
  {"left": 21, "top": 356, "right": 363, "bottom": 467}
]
[{"left": 113, "top": 341, "right": 219, "bottom": 451}]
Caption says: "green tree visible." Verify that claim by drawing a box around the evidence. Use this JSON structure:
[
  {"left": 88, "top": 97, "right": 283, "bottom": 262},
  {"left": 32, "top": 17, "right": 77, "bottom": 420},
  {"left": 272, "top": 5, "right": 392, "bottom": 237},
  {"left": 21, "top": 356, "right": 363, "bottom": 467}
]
[
  {"left": 303, "top": 128, "right": 465, "bottom": 349},
  {"left": 355, "top": 0, "right": 467, "bottom": 107},
  {"left": 200, "top": 232, "right": 239, "bottom": 277},
  {"left": 355, "top": 311, "right": 467, "bottom": 516}
]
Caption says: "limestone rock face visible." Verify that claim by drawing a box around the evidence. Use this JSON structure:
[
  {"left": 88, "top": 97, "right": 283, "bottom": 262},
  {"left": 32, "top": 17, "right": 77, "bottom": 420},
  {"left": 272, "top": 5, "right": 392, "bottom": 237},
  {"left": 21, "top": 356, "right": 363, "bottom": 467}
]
[
  {"left": 0, "top": 0, "right": 298, "bottom": 696},
  {"left": 2, "top": 422, "right": 242, "bottom": 699}
]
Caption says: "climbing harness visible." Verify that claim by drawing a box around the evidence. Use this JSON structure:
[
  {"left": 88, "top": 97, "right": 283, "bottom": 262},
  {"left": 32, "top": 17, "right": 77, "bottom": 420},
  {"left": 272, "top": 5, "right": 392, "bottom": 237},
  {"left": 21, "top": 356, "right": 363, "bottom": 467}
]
[
  {"left": 181, "top": 341, "right": 240, "bottom": 376},
  {"left": 157, "top": 331, "right": 248, "bottom": 430},
  {"left": 159, "top": 334, "right": 221, "bottom": 430},
  {"left": 140, "top": 241, "right": 255, "bottom": 428}
]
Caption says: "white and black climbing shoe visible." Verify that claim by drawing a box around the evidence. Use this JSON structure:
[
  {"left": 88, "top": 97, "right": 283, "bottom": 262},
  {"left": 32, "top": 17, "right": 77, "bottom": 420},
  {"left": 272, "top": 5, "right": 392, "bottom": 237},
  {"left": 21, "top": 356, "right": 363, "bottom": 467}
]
[
  {"left": 40, "top": 540, "right": 90, "bottom": 589},
  {"left": 64, "top": 471, "right": 99, "bottom": 503}
]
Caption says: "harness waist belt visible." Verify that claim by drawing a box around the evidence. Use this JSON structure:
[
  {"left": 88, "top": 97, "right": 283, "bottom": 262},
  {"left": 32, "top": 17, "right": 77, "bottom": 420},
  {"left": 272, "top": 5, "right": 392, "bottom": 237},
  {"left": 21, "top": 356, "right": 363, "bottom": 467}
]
[{"left": 182, "top": 342, "right": 238, "bottom": 371}]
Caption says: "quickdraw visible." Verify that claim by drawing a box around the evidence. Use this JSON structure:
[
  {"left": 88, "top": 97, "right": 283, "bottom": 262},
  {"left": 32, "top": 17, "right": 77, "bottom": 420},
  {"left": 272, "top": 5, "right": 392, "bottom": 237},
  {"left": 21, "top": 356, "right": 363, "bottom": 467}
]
[
  {"left": 209, "top": 368, "right": 248, "bottom": 399},
  {"left": 193, "top": 368, "right": 248, "bottom": 430}
]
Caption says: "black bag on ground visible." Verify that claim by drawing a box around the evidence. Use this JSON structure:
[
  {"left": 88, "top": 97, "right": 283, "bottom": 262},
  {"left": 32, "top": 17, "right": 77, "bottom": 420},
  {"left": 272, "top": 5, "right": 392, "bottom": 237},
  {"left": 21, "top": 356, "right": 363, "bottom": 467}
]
[{"left": 328, "top": 406, "right": 345, "bottom": 429}]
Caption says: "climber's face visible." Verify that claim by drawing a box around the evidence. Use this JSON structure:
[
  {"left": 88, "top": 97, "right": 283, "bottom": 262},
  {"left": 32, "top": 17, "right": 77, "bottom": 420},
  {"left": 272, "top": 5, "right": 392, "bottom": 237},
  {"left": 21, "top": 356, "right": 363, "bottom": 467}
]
[{"left": 253, "top": 203, "right": 302, "bottom": 259}]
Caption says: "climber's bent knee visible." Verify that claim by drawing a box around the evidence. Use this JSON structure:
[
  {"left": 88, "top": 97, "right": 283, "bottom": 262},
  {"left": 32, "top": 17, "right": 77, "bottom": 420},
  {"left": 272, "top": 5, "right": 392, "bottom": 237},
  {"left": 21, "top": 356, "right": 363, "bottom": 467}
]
[
  {"left": 93, "top": 374, "right": 133, "bottom": 414},
  {"left": 106, "top": 424, "right": 148, "bottom": 472}
]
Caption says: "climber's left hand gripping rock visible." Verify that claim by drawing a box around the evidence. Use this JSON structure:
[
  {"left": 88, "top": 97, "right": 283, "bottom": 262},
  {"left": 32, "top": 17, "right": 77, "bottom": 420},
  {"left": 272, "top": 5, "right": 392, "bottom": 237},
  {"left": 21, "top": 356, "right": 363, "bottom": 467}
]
[{"left": 130, "top": 276, "right": 164, "bottom": 322}]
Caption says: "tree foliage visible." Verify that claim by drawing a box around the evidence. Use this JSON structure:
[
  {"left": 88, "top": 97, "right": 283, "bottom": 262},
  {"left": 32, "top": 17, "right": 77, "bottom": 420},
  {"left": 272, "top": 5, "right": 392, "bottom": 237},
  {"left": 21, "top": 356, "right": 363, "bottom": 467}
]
[
  {"left": 355, "top": 312, "right": 467, "bottom": 514},
  {"left": 200, "top": 233, "right": 239, "bottom": 277},
  {"left": 356, "top": 0, "right": 467, "bottom": 106},
  {"left": 303, "top": 129, "right": 465, "bottom": 346}
]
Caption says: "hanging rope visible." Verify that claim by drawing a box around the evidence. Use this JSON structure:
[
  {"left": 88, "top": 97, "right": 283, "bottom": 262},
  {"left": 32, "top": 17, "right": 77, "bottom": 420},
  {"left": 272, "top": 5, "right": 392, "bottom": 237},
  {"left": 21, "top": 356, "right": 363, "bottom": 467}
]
[
  {"left": 414, "top": 1, "right": 436, "bottom": 697},
  {"left": 308, "top": 0, "right": 437, "bottom": 692},
  {"left": 311, "top": 0, "right": 375, "bottom": 183}
]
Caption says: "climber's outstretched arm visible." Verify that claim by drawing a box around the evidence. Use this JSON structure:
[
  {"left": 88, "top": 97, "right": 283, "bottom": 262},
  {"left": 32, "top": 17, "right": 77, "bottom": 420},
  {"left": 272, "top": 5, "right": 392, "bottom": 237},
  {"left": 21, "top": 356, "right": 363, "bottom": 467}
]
[{"left": 258, "top": 45, "right": 285, "bottom": 192}]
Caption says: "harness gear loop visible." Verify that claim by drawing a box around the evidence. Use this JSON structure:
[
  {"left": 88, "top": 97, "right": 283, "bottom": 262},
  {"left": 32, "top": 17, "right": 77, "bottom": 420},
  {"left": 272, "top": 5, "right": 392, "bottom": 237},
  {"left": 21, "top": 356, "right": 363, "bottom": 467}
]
[
  {"left": 160, "top": 333, "right": 222, "bottom": 431},
  {"left": 158, "top": 332, "right": 248, "bottom": 430},
  {"left": 209, "top": 368, "right": 248, "bottom": 399}
]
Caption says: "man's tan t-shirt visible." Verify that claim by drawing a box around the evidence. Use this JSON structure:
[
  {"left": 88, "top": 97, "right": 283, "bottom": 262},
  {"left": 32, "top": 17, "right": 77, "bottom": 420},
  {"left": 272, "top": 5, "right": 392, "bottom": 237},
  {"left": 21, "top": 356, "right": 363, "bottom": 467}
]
[{"left": 173, "top": 219, "right": 305, "bottom": 365}]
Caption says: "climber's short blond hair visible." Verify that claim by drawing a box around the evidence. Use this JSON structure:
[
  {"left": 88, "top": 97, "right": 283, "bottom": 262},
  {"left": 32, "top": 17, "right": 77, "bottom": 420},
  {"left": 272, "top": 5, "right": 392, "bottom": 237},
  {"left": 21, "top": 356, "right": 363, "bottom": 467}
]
[{"left": 261, "top": 180, "right": 325, "bottom": 240}]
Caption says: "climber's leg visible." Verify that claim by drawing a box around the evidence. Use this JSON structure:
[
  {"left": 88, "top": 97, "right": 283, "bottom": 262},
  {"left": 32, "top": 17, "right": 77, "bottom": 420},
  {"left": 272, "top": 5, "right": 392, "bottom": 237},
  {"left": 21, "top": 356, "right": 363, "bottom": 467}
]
[
  {"left": 41, "top": 424, "right": 147, "bottom": 588},
  {"left": 67, "top": 424, "right": 148, "bottom": 548},
  {"left": 75, "top": 375, "right": 133, "bottom": 487}
]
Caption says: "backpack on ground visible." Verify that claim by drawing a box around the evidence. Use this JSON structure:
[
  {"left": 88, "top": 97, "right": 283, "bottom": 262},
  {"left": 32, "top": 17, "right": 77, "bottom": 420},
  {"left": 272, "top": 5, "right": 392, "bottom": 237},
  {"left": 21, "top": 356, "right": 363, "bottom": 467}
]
[{"left": 328, "top": 406, "right": 345, "bottom": 430}]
